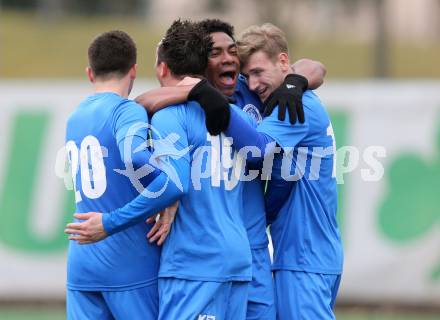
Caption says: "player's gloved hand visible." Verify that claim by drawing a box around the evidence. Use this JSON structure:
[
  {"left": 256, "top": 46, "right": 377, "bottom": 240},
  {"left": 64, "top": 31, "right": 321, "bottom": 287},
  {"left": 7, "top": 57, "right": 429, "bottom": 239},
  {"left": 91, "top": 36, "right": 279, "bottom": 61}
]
[
  {"left": 263, "top": 74, "right": 308, "bottom": 124},
  {"left": 188, "top": 79, "right": 230, "bottom": 136}
]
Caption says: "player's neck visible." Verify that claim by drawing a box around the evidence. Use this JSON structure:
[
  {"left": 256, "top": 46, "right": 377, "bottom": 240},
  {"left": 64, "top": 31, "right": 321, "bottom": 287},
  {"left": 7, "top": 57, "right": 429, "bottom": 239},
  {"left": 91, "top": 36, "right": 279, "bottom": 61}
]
[
  {"left": 93, "top": 77, "right": 132, "bottom": 98},
  {"left": 160, "top": 75, "right": 183, "bottom": 87}
]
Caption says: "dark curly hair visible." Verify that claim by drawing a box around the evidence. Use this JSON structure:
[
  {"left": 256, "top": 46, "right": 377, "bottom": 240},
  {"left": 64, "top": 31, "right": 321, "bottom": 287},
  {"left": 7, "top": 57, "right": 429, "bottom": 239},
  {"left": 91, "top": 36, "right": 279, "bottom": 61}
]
[
  {"left": 88, "top": 30, "right": 137, "bottom": 78},
  {"left": 197, "top": 19, "right": 235, "bottom": 41},
  {"left": 157, "top": 19, "right": 212, "bottom": 76}
]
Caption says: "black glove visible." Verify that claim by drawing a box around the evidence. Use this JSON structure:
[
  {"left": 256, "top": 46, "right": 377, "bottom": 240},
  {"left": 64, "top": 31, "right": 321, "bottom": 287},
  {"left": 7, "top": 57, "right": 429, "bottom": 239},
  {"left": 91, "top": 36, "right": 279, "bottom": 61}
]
[
  {"left": 188, "top": 79, "right": 230, "bottom": 136},
  {"left": 263, "top": 74, "right": 308, "bottom": 124}
]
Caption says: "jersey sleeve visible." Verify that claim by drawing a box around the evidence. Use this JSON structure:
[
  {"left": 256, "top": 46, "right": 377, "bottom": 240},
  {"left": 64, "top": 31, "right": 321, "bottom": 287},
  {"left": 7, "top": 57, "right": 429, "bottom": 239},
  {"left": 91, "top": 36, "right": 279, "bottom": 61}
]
[
  {"left": 149, "top": 106, "right": 191, "bottom": 194},
  {"left": 224, "top": 106, "right": 275, "bottom": 164},
  {"left": 233, "top": 104, "right": 258, "bottom": 129},
  {"left": 257, "top": 105, "right": 309, "bottom": 150},
  {"left": 112, "top": 100, "right": 161, "bottom": 184},
  {"left": 101, "top": 106, "right": 190, "bottom": 236},
  {"left": 112, "top": 100, "right": 149, "bottom": 145}
]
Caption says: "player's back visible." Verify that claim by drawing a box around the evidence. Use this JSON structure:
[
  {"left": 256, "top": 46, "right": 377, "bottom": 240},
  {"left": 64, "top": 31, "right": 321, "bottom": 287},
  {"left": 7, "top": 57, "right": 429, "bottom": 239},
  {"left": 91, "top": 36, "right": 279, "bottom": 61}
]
[
  {"left": 65, "top": 92, "right": 160, "bottom": 291},
  {"left": 151, "top": 102, "right": 252, "bottom": 282},
  {"left": 260, "top": 90, "right": 343, "bottom": 274}
]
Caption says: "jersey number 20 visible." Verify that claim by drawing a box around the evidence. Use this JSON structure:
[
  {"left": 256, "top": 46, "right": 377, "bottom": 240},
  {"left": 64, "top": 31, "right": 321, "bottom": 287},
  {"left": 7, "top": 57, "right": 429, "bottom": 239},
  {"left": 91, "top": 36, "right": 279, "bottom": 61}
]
[{"left": 65, "top": 136, "right": 107, "bottom": 203}]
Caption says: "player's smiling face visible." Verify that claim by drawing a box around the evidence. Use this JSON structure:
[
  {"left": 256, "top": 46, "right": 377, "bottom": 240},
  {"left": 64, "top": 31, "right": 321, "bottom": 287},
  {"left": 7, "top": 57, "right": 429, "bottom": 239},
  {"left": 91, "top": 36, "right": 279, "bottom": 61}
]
[
  {"left": 205, "top": 32, "right": 240, "bottom": 97},
  {"left": 242, "top": 50, "right": 286, "bottom": 102}
]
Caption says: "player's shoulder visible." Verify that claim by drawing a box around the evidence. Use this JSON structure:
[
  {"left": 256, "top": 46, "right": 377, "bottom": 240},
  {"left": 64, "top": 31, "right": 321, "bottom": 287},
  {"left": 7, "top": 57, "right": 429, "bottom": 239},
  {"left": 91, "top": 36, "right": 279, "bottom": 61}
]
[
  {"left": 230, "top": 103, "right": 242, "bottom": 114},
  {"left": 303, "top": 90, "right": 330, "bottom": 129},
  {"left": 151, "top": 102, "right": 191, "bottom": 128},
  {"left": 66, "top": 94, "right": 96, "bottom": 126},
  {"left": 303, "top": 90, "right": 322, "bottom": 108},
  {"left": 162, "top": 101, "right": 205, "bottom": 118},
  {"left": 153, "top": 102, "right": 186, "bottom": 117},
  {"left": 115, "top": 98, "right": 146, "bottom": 114},
  {"left": 113, "top": 98, "right": 149, "bottom": 122},
  {"left": 303, "top": 90, "right": 326, "bottom": 115}
]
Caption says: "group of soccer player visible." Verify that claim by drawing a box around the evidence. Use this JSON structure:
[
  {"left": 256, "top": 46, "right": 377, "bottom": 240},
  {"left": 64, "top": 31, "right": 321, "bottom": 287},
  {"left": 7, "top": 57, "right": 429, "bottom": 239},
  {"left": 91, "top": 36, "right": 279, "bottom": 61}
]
[{"left": 63, "top": 18, "right": 343, "bottom": 320}]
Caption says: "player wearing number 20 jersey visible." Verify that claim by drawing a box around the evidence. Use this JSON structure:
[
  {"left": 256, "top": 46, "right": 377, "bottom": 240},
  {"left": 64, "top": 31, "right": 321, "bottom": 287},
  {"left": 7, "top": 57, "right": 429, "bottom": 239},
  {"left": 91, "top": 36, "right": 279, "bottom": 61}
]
[
  {"left": 63, "top": 30, "right": 173, "bottom": 320},
  {"left": 65, "top": 92, "right": 162, "bottom": 319},
  {"left": 66, "top": 92, "right": 160, "bottom": 291}
]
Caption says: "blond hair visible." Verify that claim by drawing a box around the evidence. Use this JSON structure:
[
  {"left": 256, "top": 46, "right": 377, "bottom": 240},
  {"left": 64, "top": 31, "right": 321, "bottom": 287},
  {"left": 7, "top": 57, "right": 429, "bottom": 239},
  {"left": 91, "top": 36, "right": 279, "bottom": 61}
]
[{"left": 236, "top": 23, "right": 288, "bottom": 66}]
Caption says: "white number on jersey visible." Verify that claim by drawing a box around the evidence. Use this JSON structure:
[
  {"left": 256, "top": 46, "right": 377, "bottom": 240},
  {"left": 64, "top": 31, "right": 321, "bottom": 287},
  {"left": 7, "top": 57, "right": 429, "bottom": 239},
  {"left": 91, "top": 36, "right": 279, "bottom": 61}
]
[{"left": 66, "top": 135, "right": 107, "bottom": 203}]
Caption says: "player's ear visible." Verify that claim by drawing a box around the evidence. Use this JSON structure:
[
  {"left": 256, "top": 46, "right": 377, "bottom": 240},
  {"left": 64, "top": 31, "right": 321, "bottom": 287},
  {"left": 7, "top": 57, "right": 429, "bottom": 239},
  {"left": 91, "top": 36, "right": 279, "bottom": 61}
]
[
  {"left": 86, "top": 67, "right": 95, "bottom": 83},
  {"left": 158, "top": 62, "right": 168, "bottom": 78},
  {"left": 129, "top": 64, "right": 137, "bottom": 80},
  {"left": 278, "top": 53, "right": 290, "bottom": 73}
]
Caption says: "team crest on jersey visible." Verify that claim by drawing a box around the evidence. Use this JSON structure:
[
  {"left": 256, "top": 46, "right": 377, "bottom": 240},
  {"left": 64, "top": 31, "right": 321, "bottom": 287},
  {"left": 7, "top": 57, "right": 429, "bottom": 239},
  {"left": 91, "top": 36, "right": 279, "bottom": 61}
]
[{"left": 242, "top": 104, "right": 262, "bottom": 124}]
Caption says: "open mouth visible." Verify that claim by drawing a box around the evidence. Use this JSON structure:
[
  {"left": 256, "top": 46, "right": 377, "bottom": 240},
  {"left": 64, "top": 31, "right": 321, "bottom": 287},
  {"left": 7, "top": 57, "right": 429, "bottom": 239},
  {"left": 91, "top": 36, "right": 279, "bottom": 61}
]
[{"left": 218, "top": 71, "right": 237, "bottom": 87}]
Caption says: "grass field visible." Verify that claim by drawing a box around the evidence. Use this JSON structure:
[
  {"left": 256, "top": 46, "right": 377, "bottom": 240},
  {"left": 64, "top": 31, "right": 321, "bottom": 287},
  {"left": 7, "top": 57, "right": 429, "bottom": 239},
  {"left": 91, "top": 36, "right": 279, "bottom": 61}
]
[
  {"left": 1, "top": 10, "right": 440, "bottom": 79},
  {"left": 0, "top": 307, "right": 440, "bottom": 320}
]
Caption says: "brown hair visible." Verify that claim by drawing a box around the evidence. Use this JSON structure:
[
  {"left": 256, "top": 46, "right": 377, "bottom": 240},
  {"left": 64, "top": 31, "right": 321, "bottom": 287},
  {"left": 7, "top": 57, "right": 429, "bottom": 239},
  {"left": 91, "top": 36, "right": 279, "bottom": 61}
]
[
  {"left": 236, "top": 23, "right": 288, "bottom": 66},
  {"left": 88, "top": 30, "right": 136, "bottom": 79},
  {"left": 157, "top": 19, "right": 212, "bottom": 76}
]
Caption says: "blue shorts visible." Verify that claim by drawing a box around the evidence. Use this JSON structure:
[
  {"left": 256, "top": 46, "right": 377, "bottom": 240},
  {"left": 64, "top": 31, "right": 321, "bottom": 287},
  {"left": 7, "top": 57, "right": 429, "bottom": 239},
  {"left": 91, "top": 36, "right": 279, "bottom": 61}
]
[
  {"left": 159, "top": 278, "right": 249, "bottom": 320},
  {"left": 274, "top": 270, "right": 341, "bottom": 320},
  {"left": 66, "top": 284, "right": 158, "bottom": 320},
  {"left": 247, "top": 247, "right": 275, "bottom": 320}
]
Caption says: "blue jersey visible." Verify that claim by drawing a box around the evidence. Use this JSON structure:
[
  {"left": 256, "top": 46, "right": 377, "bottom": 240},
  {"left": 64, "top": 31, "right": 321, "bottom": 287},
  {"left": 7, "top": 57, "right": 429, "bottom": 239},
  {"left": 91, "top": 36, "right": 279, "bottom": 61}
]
[
  {"left": 234, "top": 75, "right": 264, "bottom": 123},
  {"left": 258, "top": 91, "right": 343, "bottom": 274},
  {"left": 151, "top": 102, "right": 252, "bottom": 282},
  {"left": 65, "top": 92, "right": 160, "bottom": 291},
  {"left": 233, "top": 75, "right": 268, "bottom": 249}
]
